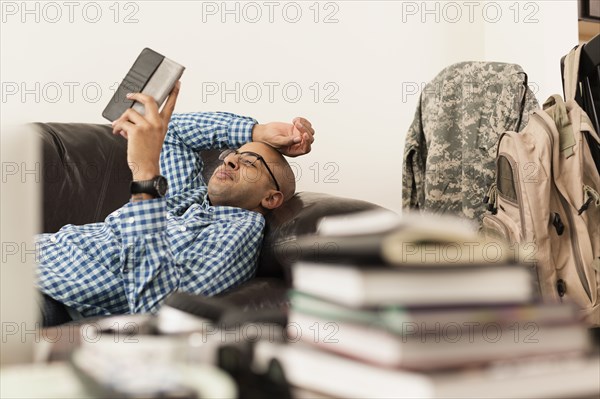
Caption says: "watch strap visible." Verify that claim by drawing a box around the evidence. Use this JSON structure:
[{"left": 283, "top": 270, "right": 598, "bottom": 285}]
[{"left": 130, "top": 175, "right": 167, "bottom": 198}]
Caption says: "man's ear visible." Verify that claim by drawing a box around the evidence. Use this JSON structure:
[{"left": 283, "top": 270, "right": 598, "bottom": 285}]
[{"left": 261, "top": 191, "right": 284, "bottom": 210}]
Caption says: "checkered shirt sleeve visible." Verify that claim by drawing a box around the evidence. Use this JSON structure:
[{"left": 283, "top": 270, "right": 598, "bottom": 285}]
[{"left": 162, "top": 112, "right": 257, "bottom": 196}]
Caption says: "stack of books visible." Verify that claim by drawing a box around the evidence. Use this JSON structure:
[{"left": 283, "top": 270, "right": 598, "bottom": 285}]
[{"left": 254, "top": 210, "right": 600, "bottom": 398}]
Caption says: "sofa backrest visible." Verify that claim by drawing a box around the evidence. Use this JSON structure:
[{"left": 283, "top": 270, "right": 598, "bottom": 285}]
[{"left": 36, "top": 122, "right": 131, "bottom": 233}]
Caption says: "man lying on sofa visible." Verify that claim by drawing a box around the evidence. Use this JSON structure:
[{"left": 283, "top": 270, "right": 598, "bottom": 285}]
[{"left": 35, "top": 82, "right": 315, "bottom": 318}]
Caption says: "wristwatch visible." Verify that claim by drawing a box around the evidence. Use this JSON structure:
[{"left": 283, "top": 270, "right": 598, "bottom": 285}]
[{"left": 130, "top": 175, "right": 168, "bottom": 198}]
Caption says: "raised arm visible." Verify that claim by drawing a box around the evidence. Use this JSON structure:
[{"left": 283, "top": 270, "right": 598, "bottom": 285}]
[
  {"left": 161, "top": 113, "right": 316, "bottom": 196},
  {"left": 161, "top": 112, "right": 257, "bottom": 195}
]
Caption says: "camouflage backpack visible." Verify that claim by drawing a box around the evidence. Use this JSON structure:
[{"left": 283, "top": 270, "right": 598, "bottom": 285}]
[
  {"left": 483, "top": 46, "right": 600, "bottom": 325},
  {"left": 403, "top": 62, "right": 539, "bottom": 224}
]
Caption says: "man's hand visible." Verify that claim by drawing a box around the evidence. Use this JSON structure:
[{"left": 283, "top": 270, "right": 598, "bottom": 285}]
[
  {"left": 112, "top": 82, "right": 180, "bottom": 181},
  {"left": 252, "top": 117, "right": 315, "bottom": 157}
]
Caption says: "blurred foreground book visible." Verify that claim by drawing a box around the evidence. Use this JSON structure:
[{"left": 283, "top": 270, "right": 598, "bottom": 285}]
[
  {"left": 254, "top": 342, "right": 600, "bottom": 399},
  {"left": 295, "top": 209, "right": 531, "bottom": 265},
  {"left": 264, "top": 210, "right": 597, "bottom": 398},
  {"left": 292, "top": 261, "right": 535, "bottom": 307},
  {"left": 287, "top": 292, "right": 588, "bottom": 370}
]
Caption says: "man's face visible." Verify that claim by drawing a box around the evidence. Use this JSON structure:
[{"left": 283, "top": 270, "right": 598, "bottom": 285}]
[{"left": 207, "top": 142, "right": 283, "bottom": 212}]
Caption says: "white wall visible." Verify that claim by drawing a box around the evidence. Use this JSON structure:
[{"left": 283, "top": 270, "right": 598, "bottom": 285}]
[
  {"left": 0, "top": 0, "right": 578, "bottom": 213},
  {"left": 483, "top": 0, "right": 579, "bottom": 102}
]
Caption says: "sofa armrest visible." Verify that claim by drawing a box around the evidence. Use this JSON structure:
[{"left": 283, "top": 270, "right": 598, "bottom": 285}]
[{"left": 257, "top": 192, "right": 384, "bottom": 282}]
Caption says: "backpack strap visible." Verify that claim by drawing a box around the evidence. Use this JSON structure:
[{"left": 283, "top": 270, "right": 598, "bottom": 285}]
[
  {"left": 581, "top": 111, "right": 600, "bottom": 141},
  {"left": 563, "top": 44, "right": 600, "bottom": 144},
  {"left": 543, "top": 95, "right": 576, "bottom": 158},
  {"left": 563, "top": 45, "right": 582, "bottom": 102}
]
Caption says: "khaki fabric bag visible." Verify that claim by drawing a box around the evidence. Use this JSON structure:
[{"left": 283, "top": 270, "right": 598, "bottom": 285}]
[{"left": 483, "top": 45, "right": 600, "bottom": 325}]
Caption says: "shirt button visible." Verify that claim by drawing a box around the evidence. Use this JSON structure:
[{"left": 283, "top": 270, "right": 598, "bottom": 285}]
[
  {"left": 179, "top": 225, "right": 187, "bottom": 232},
  {"left": 128, "top": 217, "right": 135, "bottom": 224},
  {"left": 50, "top": 236, "right": 57, "bottom": 243}
]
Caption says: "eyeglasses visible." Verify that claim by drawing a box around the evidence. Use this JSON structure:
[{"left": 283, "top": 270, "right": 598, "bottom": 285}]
[{"left": 218, "top": 149, "right": 281, "bottom": 192}]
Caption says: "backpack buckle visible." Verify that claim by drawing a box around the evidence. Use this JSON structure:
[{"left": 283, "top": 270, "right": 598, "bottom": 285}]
[{"left": 552, "top": 213, "right": 564, "bottom": 236}]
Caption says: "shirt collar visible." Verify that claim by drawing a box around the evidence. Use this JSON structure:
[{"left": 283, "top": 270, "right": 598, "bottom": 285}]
[{"left": 201, "top": 191, "right": 265, "bottom": 223}]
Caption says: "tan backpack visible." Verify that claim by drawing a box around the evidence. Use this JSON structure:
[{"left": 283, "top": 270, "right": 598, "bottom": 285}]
[{"left": 483, "top": 45, "right": 600, "bottom": 326}]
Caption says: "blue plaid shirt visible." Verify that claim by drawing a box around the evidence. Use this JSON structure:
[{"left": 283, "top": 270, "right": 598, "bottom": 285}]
[{"left": 35, "top": 112, "right": 265, "bottom": 317}]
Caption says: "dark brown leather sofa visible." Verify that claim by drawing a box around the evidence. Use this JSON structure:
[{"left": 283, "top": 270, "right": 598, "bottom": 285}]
[{"left": 35, "top": 122, "right": 383, "bottom": 325}]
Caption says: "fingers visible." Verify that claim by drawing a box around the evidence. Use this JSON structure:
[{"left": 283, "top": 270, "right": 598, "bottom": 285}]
[
  {"left": 117, "top": 107, "right": 146, "bottom": 125},
  {"left": 301, "top": 132, "right": 313, "bottom": 153},
  {"left": 119, "top": 81, "right": 180, "bottom": 128},
  {"left": 271, "top": 134, "right": 298, "bottom": 148},
  {"left": 112, "top": 119, "right": 135, "bottom": 136},
  {"left": 160, "top": 81, "right": 180, "bottom": 124},
  {"left": 278, "top": 117, "right": 313, "bottom": 157},
  {"left": 289, "top": 132, "right": 312, "bottom": 156},
  {"left": 126, "top": 92, "right": 159, "bottom": 121},
  {"left": 293, "top": 117, "right": 315, "bottom": 155},
  {"left": 305, "top": 131, "right": 315, "bottom": 144},
  {"left": 111, "top": 108, "right": 146, "bottom": 135},
  {"left": 293, "top": 117, "right": 315, "bottom": 136}
]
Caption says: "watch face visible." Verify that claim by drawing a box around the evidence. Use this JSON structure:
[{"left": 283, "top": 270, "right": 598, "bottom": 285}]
[{"left": 155, "top": 176, "right": 168, "bottom": 196}]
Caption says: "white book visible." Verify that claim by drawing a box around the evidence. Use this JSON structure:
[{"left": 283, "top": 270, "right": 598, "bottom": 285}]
[
  {"left": 292, "top": 262, "right": 534, "bottom": 307},
  {"left": 253, "top": 342, "right": 600, "bottom": 399},
  {"left": 288, "top": 311, "right": 591, "bottom": 370},
  {"left": 316, "top": 209, "right": 477, "bottom": 237}
]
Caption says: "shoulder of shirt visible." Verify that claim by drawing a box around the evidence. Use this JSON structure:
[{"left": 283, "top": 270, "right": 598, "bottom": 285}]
[{"left": 213, "top": 207, "right": 265, "bottom": 225}]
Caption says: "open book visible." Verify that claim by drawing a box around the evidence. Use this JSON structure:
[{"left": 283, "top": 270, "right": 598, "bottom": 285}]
[{"left": 294, "top": 209, "right": 533, "bottom": 266}]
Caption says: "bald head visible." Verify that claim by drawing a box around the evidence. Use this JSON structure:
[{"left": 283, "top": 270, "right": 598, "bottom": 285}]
[
  {"left": 207, "top": 142, "right": 296, "bottom": 214},
  {"left": 246, "top": 141, "right": 296, "bottom": 201}
]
